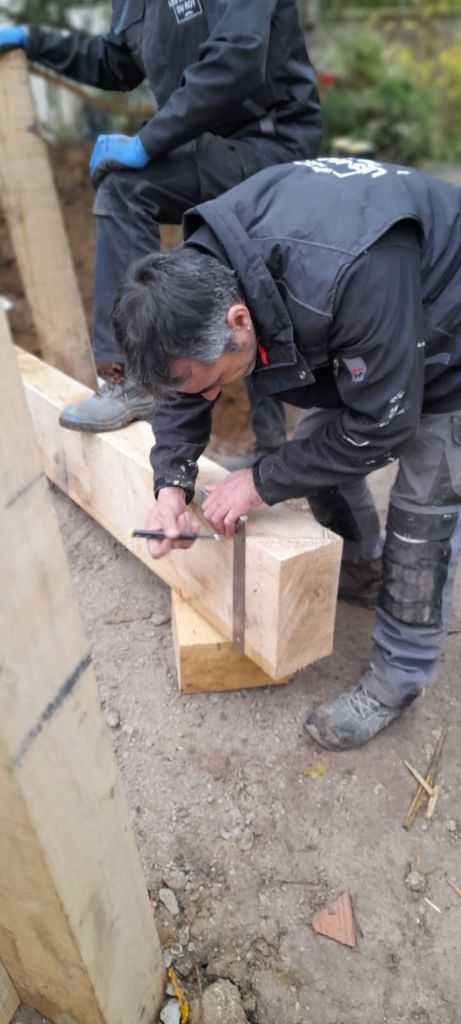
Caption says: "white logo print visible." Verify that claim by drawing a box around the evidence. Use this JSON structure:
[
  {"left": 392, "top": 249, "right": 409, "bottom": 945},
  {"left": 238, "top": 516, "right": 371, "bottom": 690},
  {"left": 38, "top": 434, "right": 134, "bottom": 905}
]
[
  {"left": 169, "top": 0, "right": 203, "bottom": 24},
  {"left": 294, "top": 157, "right": 389, "bottom": 179}
]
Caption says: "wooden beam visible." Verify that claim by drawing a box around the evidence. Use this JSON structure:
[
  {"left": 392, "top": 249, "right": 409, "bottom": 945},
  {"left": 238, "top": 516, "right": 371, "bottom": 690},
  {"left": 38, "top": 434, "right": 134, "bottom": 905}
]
[
  {"left": 17, "top": 347, "right": 342, "bottom": 680},
  {"left": 0, "top": 962, "right": 19, "bottom": 1024},
  {"left": 0, "top": 312, "right": 164, "bottom": 1021},
  {"left": 172, "top": 591, "right": 289, "bottom": 693},
  {"left": 0, "top": 51, "right": 96, "bottom": 388}
]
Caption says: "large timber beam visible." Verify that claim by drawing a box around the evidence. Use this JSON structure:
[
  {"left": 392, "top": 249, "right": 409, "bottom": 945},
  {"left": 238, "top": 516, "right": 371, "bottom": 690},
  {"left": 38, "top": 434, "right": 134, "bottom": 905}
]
[
  {"left": 1, "top": 314, "right": 164, "bottom": 1021},
  {"left": 0, "top": 51, "right": 96, "bottom": 388},
  {"left": 18, "top": 347, "right": 342, "bottom": 680}
]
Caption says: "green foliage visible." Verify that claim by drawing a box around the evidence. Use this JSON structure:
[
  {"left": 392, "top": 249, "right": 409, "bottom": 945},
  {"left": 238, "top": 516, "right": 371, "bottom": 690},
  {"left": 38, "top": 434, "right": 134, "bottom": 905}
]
[
  {"left": 321, "top": 0, "right": 461, "bottom": 10},
  {"left": 1, "top": 0, "right": 110, "bottom": 31},
  {"left": 395, "top": 12, "right": 461, "bottom": 159},
  {"left": 320, "top": 35, "right": 433, "bottom": 163}
]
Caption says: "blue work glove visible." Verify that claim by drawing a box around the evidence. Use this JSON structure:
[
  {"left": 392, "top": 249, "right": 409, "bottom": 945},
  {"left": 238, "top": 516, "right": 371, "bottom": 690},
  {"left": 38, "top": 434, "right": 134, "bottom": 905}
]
[
  {"left": 89, "top": 134, "right": 149, "bottom": 188},
  {"left": 0, "top": 25, "right": 28, "bottom": 51}
]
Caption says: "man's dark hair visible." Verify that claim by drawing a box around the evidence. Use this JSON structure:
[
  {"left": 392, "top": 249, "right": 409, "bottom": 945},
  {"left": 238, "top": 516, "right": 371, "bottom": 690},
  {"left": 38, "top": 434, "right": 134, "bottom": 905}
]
[{"left": 111, "top": 247, "right": 242, "bottom": 395}]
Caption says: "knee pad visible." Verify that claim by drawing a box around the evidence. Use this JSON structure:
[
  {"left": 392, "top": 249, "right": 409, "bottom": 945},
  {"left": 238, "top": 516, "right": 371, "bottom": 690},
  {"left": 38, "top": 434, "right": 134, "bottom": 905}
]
[
  {"left": 379, "top": 505, "right": 458, "bottom": 627},
  {"left": 306, "top": 486, "right": 361, "bottom": 542}
]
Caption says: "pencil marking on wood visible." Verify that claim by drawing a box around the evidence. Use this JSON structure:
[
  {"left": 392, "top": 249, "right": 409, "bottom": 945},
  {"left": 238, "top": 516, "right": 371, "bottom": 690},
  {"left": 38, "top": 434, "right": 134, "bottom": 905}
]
[
  {"left": 5, "top": 470, "right": 44, "bottom": 509},
  {"left": 13, "top": 653, "right": 92, "bottom": 768}
]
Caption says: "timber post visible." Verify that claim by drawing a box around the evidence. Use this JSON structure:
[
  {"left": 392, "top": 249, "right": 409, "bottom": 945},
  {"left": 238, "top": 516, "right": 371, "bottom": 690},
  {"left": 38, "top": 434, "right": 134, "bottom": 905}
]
[
  {"left": 0, "top": 308, "right": 164, "bottom": 1023},
  {"left": 0, "top": 51, "right": 97, "bottom": 388}
]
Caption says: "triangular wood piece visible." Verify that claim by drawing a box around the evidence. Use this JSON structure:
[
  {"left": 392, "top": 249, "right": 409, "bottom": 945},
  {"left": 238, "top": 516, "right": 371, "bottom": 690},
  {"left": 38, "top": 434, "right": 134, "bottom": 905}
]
[{"left": 311, "top": 891, "right": 356, "bottom": 948}]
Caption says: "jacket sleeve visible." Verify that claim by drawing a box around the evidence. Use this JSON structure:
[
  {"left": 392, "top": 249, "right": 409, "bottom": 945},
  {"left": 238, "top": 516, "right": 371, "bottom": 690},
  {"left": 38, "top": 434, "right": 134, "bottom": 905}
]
[
  {"left": 139, "top": 0, "right": 288, "bottom": 158},
  {"left": 26, "top": 24, "right": 144, "bottom": 91},
  {"left": 150, "top": 392, "right": 216, "bottom": 501},
  {"left": 253, "top": 224, "right": 426, "bottom": 504}
]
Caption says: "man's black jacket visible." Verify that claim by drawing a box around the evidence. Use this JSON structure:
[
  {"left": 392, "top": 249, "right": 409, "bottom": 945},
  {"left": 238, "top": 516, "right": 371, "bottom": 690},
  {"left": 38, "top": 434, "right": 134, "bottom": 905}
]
[
  {"left": 27, "top": 0, "right": 321, "bottom": 162},
  {"left": 151, "top": 158, "right": 461, "bottom": 505}
]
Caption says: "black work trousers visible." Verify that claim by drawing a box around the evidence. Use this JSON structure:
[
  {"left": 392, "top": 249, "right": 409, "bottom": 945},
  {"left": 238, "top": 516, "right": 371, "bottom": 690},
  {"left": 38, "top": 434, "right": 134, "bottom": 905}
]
[{"left": 92, "top": 131, "right": 295, "bottom": 445}]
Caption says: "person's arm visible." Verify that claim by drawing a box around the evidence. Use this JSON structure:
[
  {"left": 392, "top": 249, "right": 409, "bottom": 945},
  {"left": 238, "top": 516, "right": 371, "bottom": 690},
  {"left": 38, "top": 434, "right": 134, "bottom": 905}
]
[
  {"left": 253, "top": 223, "right": 426, "bottom": 504},
  {"left": 150, "top": 391, "right": 216, "bottom": 501},
  {"left": 25, "top": 24, "right": 144, "bottom": 91},
  {"left": 139, "top": 0, "right": 314, "bottom": 159}
]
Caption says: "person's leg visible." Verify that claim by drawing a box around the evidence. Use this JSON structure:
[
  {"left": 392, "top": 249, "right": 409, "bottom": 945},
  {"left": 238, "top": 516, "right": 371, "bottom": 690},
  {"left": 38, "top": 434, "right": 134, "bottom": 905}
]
[
  {"left": 60, "top": 144, "right": 201, "bottom": 431},
  {"left": 294, "top": 408, "right": 383, "bottom": 606},
  {"left": 305, "top": 410, "right": 461, "bottom": 750},
  {"left": 217, "top": 386, "right": 287, "bottom": 470}
]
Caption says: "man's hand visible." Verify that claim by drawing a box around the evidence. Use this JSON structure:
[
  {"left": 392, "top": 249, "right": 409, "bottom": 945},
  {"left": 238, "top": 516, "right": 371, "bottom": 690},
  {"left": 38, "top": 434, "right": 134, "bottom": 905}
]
[
  {"left": 146, "top": 487, "right": 199, "bottom": 560},
  {"left": 0, "top": 25, "right": 27, "bottom": 51},
  {"left": 202, "top": 469, "right": 263, "bottom": 536},
  {"left": 89, "top": 134, "right": 149, "bottom": 188}
]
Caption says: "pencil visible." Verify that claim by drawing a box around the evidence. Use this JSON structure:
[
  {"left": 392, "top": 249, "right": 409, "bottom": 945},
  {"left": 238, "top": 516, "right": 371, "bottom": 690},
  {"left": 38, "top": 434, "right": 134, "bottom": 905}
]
[{"left": 130, "top": 528, "right": 220, "bottom": 541}]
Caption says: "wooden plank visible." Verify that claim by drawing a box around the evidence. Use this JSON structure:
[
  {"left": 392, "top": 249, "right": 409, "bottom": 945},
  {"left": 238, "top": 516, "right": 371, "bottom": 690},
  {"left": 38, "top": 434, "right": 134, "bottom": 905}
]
[
  {"left": 0, "top": 51, "right": 96, "bottom": 388},
  {"left": 17, "top": 347, "right": 343, "bottom": 680},
  {"left": 172, "top": 591, "right": 290, "bottom": 693},
  {"left": 0, "top": 311, "right": 163, "bottom": 1022},
  {"left": 0, "top": 962, "right": 19, "bottom": 1024}
]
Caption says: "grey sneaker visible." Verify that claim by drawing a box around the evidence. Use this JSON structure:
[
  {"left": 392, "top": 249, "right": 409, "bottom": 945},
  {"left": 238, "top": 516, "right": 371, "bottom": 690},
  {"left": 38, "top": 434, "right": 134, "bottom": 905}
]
[
  {"left": 304, "top": 677, "right": 418, "bottom": 751},
  {"left": 338, "top": 556, "right": 382, "bottom": 609},
  {"left": 59, "top": 376, "right": 155, "bottom": 432}
]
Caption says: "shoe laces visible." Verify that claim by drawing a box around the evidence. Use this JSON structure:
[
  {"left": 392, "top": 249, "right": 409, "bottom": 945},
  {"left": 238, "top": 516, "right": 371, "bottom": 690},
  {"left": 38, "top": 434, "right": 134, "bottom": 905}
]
[
  {"left": 349, "top": 684, "right": 382, "bottom": 719},
  {"left": 98, "top": 377, "right": 126, "bottom": 399}
]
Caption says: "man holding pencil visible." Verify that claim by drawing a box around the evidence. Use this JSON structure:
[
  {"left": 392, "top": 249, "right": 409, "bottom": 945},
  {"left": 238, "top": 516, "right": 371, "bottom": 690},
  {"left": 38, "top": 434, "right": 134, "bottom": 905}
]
[{"left": 112, "top": 156, "right": 461, "bottom": 752}]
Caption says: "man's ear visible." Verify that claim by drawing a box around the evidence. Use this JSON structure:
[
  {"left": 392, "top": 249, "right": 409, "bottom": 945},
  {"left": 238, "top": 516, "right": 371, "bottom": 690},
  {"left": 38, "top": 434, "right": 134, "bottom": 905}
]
[{"left": 227, "top": 303, "right": 251, "bottom": 332}]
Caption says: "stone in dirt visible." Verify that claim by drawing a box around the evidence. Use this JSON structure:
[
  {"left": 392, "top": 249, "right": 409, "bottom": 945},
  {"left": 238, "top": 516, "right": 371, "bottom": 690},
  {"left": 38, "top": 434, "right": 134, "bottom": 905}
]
[
  {"left": 404, "top": 869, "right": 427, "bottom": 893},
  {"left": 159, "top": 887, "right": 180, "bottom": 916},
  {"left": 190, "top": 979, "right": 250, "bottom": 1023},
  {"left": 160, "top": 1000, "right": 181, "bottom": 1024},
  {"left": 105, "top": 708, "right": 120, "bottom": 729}
]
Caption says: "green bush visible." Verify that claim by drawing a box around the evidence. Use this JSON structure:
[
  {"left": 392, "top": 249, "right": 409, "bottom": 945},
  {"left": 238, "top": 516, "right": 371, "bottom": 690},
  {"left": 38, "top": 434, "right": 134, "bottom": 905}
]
[{"left": 319, "top": 35, "right": 434, "bottom": 164}]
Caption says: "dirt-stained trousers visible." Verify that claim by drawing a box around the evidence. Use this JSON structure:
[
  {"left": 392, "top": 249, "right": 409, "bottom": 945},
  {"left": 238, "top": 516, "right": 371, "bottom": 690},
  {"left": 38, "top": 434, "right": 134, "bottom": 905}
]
[{"left": 294, "top": 407, "right": 461, "bottom": 706}]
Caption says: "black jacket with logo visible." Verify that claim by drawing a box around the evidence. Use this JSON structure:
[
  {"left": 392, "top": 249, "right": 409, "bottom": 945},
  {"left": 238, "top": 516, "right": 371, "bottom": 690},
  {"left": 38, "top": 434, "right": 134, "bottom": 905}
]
[
  {"left": 27, "top": 0, "right": 321, "bottom": 161},
  {"left": 150, "top": 158, "right": 461, "bottom": 505}
]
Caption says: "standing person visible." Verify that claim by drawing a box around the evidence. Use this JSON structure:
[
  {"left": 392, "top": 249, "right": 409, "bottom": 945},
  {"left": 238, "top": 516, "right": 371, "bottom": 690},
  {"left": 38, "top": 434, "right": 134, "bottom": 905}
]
[
  {"left": 0, "top": 3, "right": 320, "bottom": 439},
  {"left": 111, "top": 157, "right": 461, "bottom": 750}
]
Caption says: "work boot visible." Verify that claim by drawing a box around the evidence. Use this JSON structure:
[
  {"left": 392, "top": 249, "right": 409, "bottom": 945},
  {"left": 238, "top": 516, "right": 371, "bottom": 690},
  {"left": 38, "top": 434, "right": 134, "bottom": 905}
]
[
  {"left": 214, "top": 445, "right": 280, "bottom": 471},
  {"left": 338, "top": 556, "right": 382, "bottom": 609},
  {"left": 59, "top": 372, "right": 155, "bottom": 432},
  {"left": 304, "top": 673, "right": 418, "bottom": 751}
]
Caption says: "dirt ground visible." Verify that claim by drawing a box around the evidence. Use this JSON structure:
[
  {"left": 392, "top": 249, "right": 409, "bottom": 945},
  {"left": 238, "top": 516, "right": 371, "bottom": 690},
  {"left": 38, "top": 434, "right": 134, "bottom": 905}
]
[{"left": 3, "top": 148, "right": 461, "bottom": 1024}]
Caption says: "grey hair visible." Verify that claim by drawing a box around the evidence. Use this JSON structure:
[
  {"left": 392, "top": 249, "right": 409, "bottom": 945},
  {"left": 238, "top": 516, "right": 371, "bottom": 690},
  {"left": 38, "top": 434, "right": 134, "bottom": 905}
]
[{"left": 112, "top": 247, "right": 243, "bottom": 395}]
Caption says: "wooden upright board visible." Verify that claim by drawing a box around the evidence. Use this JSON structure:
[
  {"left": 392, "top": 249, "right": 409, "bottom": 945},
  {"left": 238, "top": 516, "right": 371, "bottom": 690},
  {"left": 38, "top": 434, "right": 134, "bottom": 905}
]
[
  {"left": 1, "top": 313, "right": 164, "bottom": 1021},
  {"left": 18, "top": 348, "right": 343, "bottom": 680},
  {"left": 0, "top": 51, "right": 96, "bottom": 388}
]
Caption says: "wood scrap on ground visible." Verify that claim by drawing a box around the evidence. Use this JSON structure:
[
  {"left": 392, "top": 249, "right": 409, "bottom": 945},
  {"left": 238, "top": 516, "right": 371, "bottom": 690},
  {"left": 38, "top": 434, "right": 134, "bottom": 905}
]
[
  {"left": 311, "top": 891, "right": 356, "bottom": 949},
  {"left": 403, "top": 727, "right": 447, "bottom": 830}
]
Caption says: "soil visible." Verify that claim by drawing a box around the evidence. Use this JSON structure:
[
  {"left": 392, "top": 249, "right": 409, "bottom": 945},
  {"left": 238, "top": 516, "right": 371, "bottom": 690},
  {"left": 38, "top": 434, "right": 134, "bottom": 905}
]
[{"left": 4, "top": 146, "right": 461, "bottom": 1024}]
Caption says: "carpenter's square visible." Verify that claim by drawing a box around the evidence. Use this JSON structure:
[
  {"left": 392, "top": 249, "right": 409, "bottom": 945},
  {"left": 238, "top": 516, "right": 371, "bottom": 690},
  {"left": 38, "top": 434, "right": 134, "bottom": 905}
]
[
  {"left": 199, "top": 487, "right": 247, "bottom": 653},
  {"left": 232, "top": 517, "right": 247, "bottom": 653}
]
